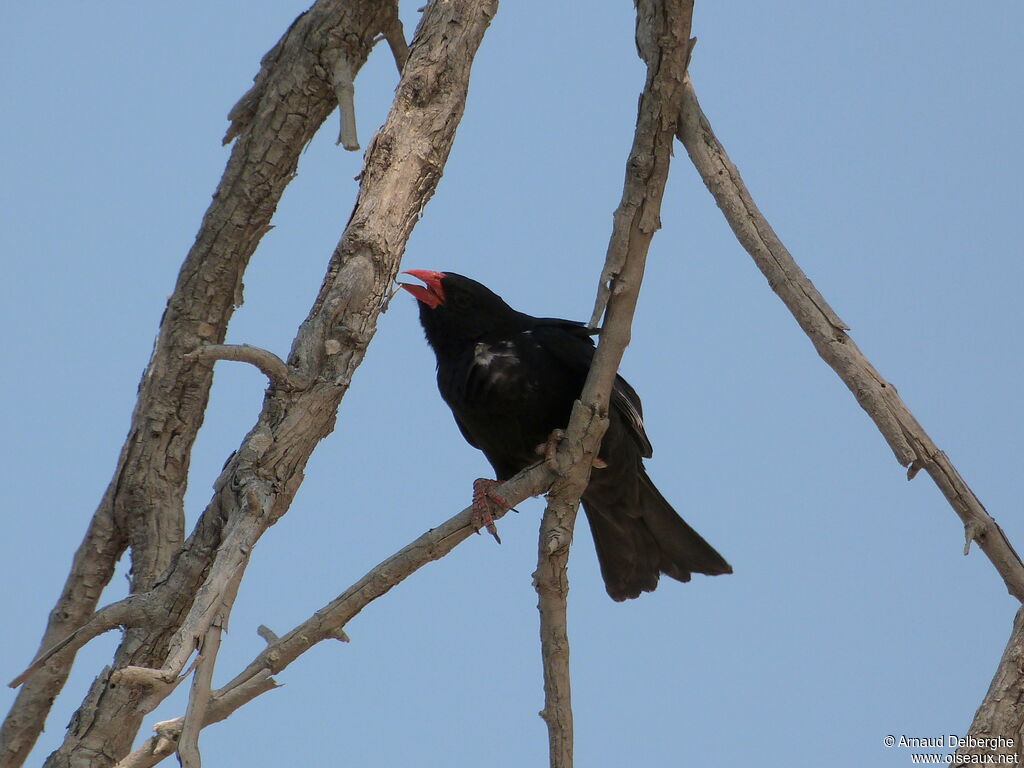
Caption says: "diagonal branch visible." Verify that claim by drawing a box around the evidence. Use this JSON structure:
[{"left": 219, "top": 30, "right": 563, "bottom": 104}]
[
  {"left": 675, "top": 76, "right": 1024, "bottom": 602},
  {"left": 110, "top": 463, "right": 555, "bottom": 768},
  {"left": 8, "top": 599, "right": 145, "bottom": 689},
  {"left": 113, "top": 670, "right": 279, "bottom": 768},
  {"left": 9, "top": 1, "right": 498, "bottom": 765},
  {"left": 534, "top": 3, "right": 696, "bottom": 767},
  {"left": 40, "top": 2, "right": 496, "bottom": 765},
  {"left": 0, "top": 4, "right": 400, "bottom": 765}
]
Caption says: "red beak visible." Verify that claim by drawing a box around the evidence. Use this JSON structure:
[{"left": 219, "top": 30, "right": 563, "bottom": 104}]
[{"left": 399, "top": 269, "right": 446, "bottom": 309}]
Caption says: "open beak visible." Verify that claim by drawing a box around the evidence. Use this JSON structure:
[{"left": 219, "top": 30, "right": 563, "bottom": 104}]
[{"left": 399, "top": 269, "right": 446, "bottom": 309}]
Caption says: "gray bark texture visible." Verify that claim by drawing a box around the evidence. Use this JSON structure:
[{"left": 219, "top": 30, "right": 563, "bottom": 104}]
[
  {"left": 956, "top": 609, "right": 1024, "bottom": 764},
  {"left": 2, "top": 0, "right": 496, "bottom": 765},
  {"left": 533, "top": 2, "right": 695, "bottom": 767}
]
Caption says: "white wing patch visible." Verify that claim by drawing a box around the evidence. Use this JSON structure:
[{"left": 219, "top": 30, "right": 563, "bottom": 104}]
[
  {"left": 473, "top": 341, "right": 521, "bottom": 385},
  {"left": 474, "top": 341, "right": 517, "bottom": 367}
]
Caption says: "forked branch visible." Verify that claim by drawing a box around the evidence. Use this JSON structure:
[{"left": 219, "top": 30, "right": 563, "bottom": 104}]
[{"left": 111, "top": 463, "right": 555, "bottom": 768}]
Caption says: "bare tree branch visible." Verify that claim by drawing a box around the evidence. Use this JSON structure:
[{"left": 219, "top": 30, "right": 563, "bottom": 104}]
[
  {"left": 114, "top": 484, "right": 268, "bottom": 689},
  {"left": 109, "top": 463, "right": 555, "bottom": 768},
  {"left": 955, "top": 608, "right": 1024, "bottom": 764},
  {"left": 535, "top": 2, "right": 696, "bottom": 765},
  {"left": 8, "top": 599, "right": 144, "bottom": 689},
  {"left": 176, "top": 621, "right": 221, "bottom": 768},
  {"left": 6, "top": 1, "right": 500, "bottom": 765},
  {"left": 0, "top": 4, "right": 398, "bottom": 765},
  {"left": 384, "top": 11, "right": 409, "bottom": 74},
  {"left": 675, "top": 76, "right": 1024, "bottom": 602},
  {"left": 176, "top": 560, "right": 243, "bottom": 768},
  {"left": 184, "top": 344, "right": 304, "bottom": 389},
  {"left": 113, "top": 670, "right": 279, "bottom": 768}
]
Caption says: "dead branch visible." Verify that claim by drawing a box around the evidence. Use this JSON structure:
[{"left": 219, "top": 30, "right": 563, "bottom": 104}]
[
  {"left": 384, "top": 11, "right": 409, "bottom": 73},
  {"left": 675, "top": 76, "right": 1024, "bottom": 602},
  {"left": 176, "top": 624, "right": 220, "bottom": 768},
  {"left": 184, "top": 344, "right": 304, "bottom": 389},
  {"left": 955, "top": 608, "right": 1024, "bottom": 764},
  {"left": 113, "top": 671, "right": 279, "bottom": 768},
  {"left": 0, "top": 3, "right": 398, "bottom": 765},
  {"left": 535, "top": 2, "right": 696, "bottom": 766},
  {"left": 109, "top": 463, "right": 555, "bottom": 768},
  {"left": 8, "top": 1, "right": 499, "bottom": 765},
  {"left": 8, "top": 599, "right": 143, "bottom": 689},
  {"left": 177, "top": 561, "right": 242, "bottom": 768},
  {"left": 115, "top": 483, "right": 268, "bottom": 689}
]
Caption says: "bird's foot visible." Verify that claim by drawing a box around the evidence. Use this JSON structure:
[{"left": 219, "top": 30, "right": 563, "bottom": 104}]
[
  {"left": 534, "top": 429, "right": 608, "bottom": 472},
  {"left": 535, "top": 429, "right": 567, "bottom": 475},
  {"left": 471, "top": 478, "right": 508, "bottom": 544}
]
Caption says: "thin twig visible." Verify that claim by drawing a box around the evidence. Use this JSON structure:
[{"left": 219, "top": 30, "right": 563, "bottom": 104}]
[
  {"left": 535, "top": 3, "right": 696, "bottom": 766},
  {"left": 113, "top": 671, "right": 279, "bottom": 768},
  {"left": 8, "top": 599, "right": 143, "bottom": 688},
  {"left": 675, "top": 76, "right": 1024, "bottom": 602},
  {"left": 384, "top": 8, "right": 409, "bottom": 73},
  {"left": 177, "top": 562, "right": 242, "bottom": 768},
  {"left": 184, "top": 344, "right": 300, "bottom": 389},
  {"left": 176, "top": 624, "right": 221, "bottom": 768}
]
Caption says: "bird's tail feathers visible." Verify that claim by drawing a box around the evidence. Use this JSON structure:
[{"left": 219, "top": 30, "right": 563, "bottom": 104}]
[{"left": 581, "top": 467, "right": 731, "bottom": 601}]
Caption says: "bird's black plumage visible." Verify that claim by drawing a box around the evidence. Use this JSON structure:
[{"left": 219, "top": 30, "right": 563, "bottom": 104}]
[{"left": 402, "top": 270, "right": 731, "bottom": 600}]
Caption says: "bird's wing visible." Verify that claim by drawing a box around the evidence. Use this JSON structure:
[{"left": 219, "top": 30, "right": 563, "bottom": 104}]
[
  {"left": 609, "top": 374, "right": 653, "bottom": 458},
  {"left": 529, "top": 321, "right": 653, "bottom": 458}
]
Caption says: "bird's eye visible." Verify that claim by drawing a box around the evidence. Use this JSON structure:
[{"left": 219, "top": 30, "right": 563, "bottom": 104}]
[{"left": 451, "top": 292, "right": 472, "bottom": 309}]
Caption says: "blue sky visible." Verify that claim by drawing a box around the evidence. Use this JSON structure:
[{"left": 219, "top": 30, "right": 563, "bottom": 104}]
[{"left": 2, "top": 2, "right": 1022, "bottom": 766}]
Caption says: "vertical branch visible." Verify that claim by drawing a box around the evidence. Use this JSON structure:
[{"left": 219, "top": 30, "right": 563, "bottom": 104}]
[
  {"left": 176, "top": 563, "right": 243, "bottom": 768},
  {"left": 533, "top": 2, "right": 695, "bottom": 766},
  {"left": 534, "top": 488, "right": 577, "bottom": 767}
]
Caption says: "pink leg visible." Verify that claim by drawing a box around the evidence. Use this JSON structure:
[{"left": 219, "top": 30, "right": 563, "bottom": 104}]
[
  {"left": 534, "top": 428, "right": 566, "bottom": 474},
  {"left": 472, "top": 478, "right": 509, "bottom": 544}
]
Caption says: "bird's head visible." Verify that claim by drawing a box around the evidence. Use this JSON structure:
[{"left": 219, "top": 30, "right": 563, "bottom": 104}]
[{"left": 399, "top": 269, "right": 519, "bottom": 352}]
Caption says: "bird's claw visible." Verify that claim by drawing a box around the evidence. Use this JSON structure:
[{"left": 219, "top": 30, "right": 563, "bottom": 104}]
[
  {"left": 533, "top": 429, "right": 607, "bottom": 473},
  {"left": 535, "top": 429, "right": 567, "bottom": 475},
  {"left": 472, "top": 478, "right": 508, "bottom": 544}
]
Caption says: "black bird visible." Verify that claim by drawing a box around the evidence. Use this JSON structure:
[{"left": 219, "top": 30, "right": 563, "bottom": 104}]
[{"left": 400, "top": 269, "right": 731, "bottom": 601}]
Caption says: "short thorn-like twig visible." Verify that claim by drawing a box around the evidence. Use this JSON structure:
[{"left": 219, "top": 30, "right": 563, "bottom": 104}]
[
  {"left": 333, "top": 58, "right": 359, "bottom": 150},
  {"left": 256, "top": 625, "right": 279, "bottom": 645}
]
